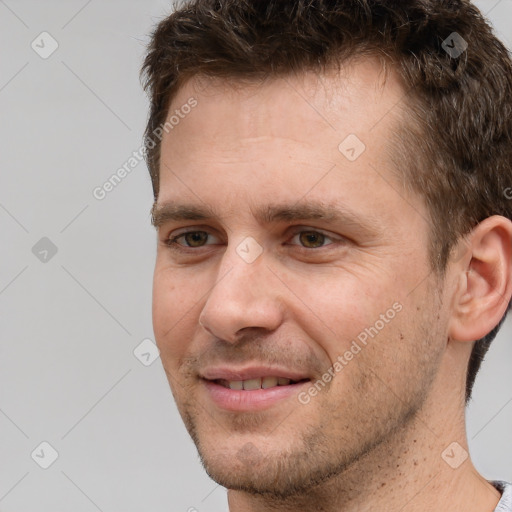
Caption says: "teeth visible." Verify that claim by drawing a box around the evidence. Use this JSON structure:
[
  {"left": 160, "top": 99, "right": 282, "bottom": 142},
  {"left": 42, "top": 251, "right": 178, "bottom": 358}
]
[
  {"left": 262, "top": 376, "right": 279, "bottom": 389},
  {"left": 222, "top": 377, "right": 297, "bottom": 390},
  {"left": 243, "top": 378, "right": 261, "bottom": 390}
]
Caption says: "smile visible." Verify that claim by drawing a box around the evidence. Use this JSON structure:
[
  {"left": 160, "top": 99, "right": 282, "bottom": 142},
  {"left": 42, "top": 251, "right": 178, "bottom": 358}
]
[
  {"left": 202, "top": 377, "right": 311, "bottom": 412},
  {"left": 215, "top": 376, "right": 308, "bottom": 390}
]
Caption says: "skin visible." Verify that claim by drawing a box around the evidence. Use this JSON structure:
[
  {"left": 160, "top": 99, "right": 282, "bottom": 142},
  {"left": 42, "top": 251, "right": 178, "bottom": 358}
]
[{"left": 151, "top": 58, "right": 512, "bottom": 511}]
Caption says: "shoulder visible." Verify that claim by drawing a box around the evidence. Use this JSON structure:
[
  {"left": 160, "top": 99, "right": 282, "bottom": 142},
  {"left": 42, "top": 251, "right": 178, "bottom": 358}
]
[{"left": 491, "top": 481, "right": 512, "bottom": 512}]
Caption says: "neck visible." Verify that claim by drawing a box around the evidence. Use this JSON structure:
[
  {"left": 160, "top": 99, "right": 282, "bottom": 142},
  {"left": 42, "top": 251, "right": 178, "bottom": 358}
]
[{"left": 227, "top": 365, "right": 501, "bottom": 512}]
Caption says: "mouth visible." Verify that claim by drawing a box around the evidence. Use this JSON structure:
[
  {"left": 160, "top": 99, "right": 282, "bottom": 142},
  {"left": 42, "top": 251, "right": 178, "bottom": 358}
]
[
  {"left": 213, "top": 376, "right": 310, "bottom": 390},
  {"left": 200, "top": 371, "right": 312, "bottom": 412}
]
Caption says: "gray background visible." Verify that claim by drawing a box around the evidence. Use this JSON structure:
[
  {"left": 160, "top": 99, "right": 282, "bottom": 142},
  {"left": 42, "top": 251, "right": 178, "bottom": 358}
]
[{"left": 0, "top": 1, "right": 510, "bottom": 510}]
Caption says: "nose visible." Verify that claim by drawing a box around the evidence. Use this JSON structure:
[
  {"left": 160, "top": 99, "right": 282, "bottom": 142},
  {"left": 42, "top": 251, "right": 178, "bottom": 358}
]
[{"left": 198, "top": 246, "right": 285, "bottom": 343}]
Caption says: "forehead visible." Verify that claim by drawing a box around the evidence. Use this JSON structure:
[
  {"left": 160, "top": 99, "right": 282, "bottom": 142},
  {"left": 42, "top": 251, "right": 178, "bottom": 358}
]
[
  {"left": 156, "top": 57, "right": 423, "bottom": 229},
  {"left": 161, "top": 57, "right": 408, "bottom": 171}
]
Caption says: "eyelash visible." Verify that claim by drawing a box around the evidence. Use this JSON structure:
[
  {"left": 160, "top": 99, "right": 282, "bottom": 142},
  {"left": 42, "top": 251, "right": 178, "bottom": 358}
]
[
  {"left": 164, "top": 231, "right": 218, "bottom": 250},
  {"left": 163, "top": 228, "right": 342, "bottom": 252}
]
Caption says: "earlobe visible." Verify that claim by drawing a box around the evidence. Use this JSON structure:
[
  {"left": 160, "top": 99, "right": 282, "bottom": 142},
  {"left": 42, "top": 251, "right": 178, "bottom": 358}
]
[{"left": 448, "top": 216, "right": 512, "bottom": 342}]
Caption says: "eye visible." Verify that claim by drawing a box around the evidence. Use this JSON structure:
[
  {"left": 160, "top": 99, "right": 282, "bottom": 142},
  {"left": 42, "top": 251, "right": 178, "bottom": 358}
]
[
  {"left": 165, "top": 230, "right": 220, "bottom": 249},
  {"left": 289, "top": 230, "right": 337, "bottom": 249}
]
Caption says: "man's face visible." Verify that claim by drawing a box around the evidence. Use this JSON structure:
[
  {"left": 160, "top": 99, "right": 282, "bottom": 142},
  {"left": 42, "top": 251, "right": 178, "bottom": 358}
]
[{"left": 152, "top": 60, "right": 451, "bottom": 496}]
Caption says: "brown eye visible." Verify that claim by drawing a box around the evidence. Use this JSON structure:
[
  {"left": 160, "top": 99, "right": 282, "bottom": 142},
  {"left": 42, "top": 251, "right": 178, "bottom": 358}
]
[
  {"left": 164, "top": 229, "right": 221, "bottom": 251},
  {"left": 182, "top": 231, "right": 209, "bottom": 247},
  {"left": 298, "top": 231, "right": 326, "bottom": 248}
]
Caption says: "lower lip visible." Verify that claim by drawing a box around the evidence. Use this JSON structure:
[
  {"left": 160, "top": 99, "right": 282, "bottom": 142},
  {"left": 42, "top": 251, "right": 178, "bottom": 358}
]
[{"left": 202, "top": 379, "right": 310, "bottom": 412}]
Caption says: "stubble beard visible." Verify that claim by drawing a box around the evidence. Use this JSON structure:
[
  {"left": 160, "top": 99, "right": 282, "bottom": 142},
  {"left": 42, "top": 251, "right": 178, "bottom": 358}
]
[
  {"left": 170, "top": 289, "right": 445, "bottom": 501},
  {"left": 175, "top": 353, "right": 439, "bottom": 501}
]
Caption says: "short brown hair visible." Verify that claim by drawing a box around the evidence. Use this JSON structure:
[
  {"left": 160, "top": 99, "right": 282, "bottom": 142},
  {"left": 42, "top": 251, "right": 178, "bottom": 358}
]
[{"left": 140, "top": 0, "right": 512, "bottom": 403}]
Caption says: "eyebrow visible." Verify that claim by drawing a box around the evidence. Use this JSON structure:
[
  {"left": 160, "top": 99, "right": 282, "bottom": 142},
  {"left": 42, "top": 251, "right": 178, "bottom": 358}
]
[
  {"left": 151, "top": 200, "right": 383, "bottom": 234},
  {"left": 151, "top": 202, "right": 215, "bottom": 227}
]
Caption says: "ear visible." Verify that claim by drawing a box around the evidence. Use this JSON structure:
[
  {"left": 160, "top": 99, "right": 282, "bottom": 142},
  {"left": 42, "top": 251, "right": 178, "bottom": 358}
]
[{"left": 448, "top": 215, "right": 512, "bottom": 342}]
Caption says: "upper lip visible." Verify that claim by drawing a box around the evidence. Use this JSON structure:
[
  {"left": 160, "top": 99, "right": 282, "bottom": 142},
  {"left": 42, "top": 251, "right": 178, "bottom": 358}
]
[{"left": 200, "top": 366, "right": 311, "bottom": 382}]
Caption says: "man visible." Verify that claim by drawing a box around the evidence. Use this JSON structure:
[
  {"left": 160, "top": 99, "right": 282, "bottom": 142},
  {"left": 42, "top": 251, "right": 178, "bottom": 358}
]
[{"left": 141, "top": 1, "right": 512, "bottom": 510}]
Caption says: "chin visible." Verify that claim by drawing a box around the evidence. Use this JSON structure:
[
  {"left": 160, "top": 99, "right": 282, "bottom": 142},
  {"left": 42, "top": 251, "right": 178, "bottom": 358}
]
[
  {"left": 193, "top": 430, "right": 349, "bottom": 499},
  {"left": 200, "top": 450, "right": 301, "bottom": 497}
]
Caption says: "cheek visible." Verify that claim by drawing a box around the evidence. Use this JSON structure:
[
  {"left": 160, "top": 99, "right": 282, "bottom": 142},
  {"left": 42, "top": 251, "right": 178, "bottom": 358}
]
[
  {"left": 341, "top": 298, "right": 442, "bottom": 392},
  {"left": 280, "top": 267, "right": 402, "bottom": 363},
  {"left": 151, "top": 265, "right": 204, "bottom": 357}
]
